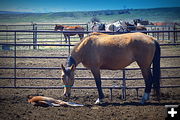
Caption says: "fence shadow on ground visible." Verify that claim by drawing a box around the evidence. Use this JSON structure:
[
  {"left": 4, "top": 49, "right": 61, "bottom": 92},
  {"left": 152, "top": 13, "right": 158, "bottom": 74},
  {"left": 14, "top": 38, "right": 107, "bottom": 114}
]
[{"left": 85, "top": 101, "right": 180, "bottom": 107}]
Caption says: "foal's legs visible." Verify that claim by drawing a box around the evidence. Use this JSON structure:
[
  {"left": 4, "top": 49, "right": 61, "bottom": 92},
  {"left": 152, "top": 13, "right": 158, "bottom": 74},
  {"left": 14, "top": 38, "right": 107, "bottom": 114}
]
[{"left": 91, "top": 68, "right": 105, "bottom": 104}]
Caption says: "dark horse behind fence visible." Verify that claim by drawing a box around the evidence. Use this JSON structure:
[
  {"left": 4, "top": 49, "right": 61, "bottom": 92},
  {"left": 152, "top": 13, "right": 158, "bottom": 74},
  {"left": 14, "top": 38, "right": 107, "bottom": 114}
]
[
  {"left": 125, "top": 22, "right": 147, "bottom": 32},
  {"left": 61, "top": 32, "right": 161, "bottom": 104},
  {"left": 55, "top": 25, "right": 84, "bottom": 43}
]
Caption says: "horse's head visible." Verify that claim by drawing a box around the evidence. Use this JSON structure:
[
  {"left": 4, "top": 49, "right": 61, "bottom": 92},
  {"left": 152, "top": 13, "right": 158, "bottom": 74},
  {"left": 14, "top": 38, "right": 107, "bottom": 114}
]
[
  {"left": 91, "top": 22, "right": 100, "bottom": 31},
  {"left": 61, "top": 64, "right": 75, "bottom": 98},
  {"left": 54, "top": 25, "right": 64, "bottom": 31}
]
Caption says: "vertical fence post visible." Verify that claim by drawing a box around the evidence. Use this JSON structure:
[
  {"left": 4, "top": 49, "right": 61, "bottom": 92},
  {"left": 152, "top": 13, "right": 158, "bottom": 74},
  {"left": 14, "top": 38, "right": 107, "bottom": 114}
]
[
  {"left": 33, "top": 23, "right": 37, "bottom": 49},
  {"left": 2, "top": 25, "right": 10, "bottom": 50},
  {"left": 152, "top": 26, "right": 155, "bottom": 37},
  {"left": 176, "top": 24, "right": 179, "bottom": 42},
  {"left": 14, "top": 32, "right": 17, "bottom": 87},
  {"left": 113, "top": 25, "right": 115, "bottom": 35},
  {"left": 121, "top": 69, "right": 126, "bottom": 100},
  {"left": 60, "top": 32, "right": 63, "bottom": 44},
  {"left": 162, "top": 27, "right": 165, "bottom": 41},
  {"left": 68, "top": 35, "right": 71, "bottom": 54},
  {"left": 110, "top": 88, "right": 113, "bottom": 101},
  {"left": 157, "top": 27, "right": 159, "bottom": 40},
  {"left": 168, "top": 26, "right": 170, "bottom": 41},
  {"left": 86, "top": 24, "right": 89, "bottom": 31},
  {"left": 136, "top": 88, "right": 139, "bottom": 99},
  {"left": 173, "top": 24, "right": 177, "bottom": 43}
]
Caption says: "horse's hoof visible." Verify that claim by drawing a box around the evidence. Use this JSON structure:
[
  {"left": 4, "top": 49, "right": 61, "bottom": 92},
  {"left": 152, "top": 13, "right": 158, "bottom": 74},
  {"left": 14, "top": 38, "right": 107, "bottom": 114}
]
[
  {"left": 140, "top": 93, "right": 150, "bottom": 104},
  {"left": 140, "top": 98, "right": 145, "bottom": 104},
  {"left": 140, "top": 97, "right": 149, "bottom": 104},
  {"left": 95, "top": 98, "right": 104, "bottom": 105}
]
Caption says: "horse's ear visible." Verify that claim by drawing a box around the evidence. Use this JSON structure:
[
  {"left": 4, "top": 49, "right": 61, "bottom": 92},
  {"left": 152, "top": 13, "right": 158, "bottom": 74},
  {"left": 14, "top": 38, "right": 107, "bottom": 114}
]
[
  {"left": 61, "top": 64, "right": 66, "bottom": 72},
  {"left": 70, "top": 64, "right": 76, "bottom": 71}
]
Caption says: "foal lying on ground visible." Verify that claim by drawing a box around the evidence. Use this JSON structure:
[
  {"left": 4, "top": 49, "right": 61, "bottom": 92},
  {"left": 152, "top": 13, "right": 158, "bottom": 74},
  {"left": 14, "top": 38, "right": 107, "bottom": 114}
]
[{"left": 27, "top": 95, "right": 84, "bottom": 107}]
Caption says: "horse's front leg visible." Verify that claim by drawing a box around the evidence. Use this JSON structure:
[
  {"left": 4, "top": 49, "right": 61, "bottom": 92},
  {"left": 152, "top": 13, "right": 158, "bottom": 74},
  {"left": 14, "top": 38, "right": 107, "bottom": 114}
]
[
  {"left": 91, "top": 68, "right": 105, "bottom": 104},
  {"left": 78, "top": 34, "right": 84, "bottom": 40}
]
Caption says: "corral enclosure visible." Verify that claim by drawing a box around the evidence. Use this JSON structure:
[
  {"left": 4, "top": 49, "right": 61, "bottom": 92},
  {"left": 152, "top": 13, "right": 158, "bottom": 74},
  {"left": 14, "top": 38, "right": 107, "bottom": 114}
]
[{"left": 0, "top": 23, "right": 180, "bottom": 120}]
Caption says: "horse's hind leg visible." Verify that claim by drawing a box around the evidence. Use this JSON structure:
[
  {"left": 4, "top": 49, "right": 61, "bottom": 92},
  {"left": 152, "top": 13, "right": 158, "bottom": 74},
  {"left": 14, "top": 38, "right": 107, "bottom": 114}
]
[
  {"left": 138, "top": 64, "right": 153, "bottom": 104},
  {"left": 141, "top": 67, "right": 153, "bottom": 104},
  {"left": 64, "top": 35, "right": 68, "bottom": 43}
]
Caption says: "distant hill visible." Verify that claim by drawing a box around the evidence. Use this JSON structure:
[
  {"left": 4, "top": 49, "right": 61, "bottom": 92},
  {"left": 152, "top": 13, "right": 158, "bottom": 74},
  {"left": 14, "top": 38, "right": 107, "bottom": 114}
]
[
  {"left": 0, "top": 7, "right": 180, "bottom": 24},
  {"left": 0, "top": 11, "right": 33, "bottom": 14}
]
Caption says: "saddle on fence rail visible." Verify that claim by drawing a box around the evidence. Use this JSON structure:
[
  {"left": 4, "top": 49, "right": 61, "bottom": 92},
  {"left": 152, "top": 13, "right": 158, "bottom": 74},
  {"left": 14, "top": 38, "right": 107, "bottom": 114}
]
[{"left": 27, "top": 95, "right": 84, "bottom": 107}]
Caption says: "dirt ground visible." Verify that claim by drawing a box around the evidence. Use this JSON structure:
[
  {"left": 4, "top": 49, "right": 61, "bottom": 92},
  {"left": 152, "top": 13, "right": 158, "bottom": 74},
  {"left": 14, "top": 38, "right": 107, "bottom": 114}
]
[{"left": 0, "top": 46, "right": 180, "bottom": 120}]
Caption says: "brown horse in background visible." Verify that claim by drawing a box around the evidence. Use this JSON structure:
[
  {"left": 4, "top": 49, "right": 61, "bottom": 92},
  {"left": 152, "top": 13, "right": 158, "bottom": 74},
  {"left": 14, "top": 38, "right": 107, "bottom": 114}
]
[
  {"left": 55, "top": 25, "right": 84, "bottom": 43},
  {"left": 153, "top": 22, "right": 168, "bottom": 26},
  {"left": 152, "top": 22, "right": 177, "bottom": 26},
  {"left": 61, "top": 32, "right": 161, "bottom": 104}
]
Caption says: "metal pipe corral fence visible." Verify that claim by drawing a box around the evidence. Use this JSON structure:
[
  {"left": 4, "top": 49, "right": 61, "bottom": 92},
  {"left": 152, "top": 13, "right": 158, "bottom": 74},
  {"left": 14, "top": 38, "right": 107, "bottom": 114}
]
[{"left": 0, "top": 24, "right": 180, "bottom": 100}]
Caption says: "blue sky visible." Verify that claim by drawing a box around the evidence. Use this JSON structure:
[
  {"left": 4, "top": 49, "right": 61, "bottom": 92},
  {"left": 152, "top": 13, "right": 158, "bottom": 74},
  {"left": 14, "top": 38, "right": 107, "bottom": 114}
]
[{"left": 0, "top": 0, "right": 180, "bottom": 13}]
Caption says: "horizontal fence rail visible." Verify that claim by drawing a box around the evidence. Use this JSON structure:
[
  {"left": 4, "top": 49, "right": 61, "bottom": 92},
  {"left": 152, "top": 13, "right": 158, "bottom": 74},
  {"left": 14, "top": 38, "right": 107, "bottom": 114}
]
[
  {"left": 0, "top": 27, "right": 180, "bottom": 100},
  {"left": 0, "top": 29, "right": 180, "bottom": 33}
]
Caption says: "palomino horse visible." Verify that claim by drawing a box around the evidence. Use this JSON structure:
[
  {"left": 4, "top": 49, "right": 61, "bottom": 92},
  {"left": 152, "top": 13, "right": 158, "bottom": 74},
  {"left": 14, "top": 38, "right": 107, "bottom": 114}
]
[
  {"left": 55, "top": 25, "right": 84, "bottom": 43},
  {"left": 61, "top": 32, "right": 161, "bottom": 104}
]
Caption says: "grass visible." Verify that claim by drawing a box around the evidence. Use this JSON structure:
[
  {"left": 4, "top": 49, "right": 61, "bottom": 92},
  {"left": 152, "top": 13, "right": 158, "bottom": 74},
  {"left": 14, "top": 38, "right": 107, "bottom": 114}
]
[{"left": 0, "top": 7, "right": 180, "bottom": 50}]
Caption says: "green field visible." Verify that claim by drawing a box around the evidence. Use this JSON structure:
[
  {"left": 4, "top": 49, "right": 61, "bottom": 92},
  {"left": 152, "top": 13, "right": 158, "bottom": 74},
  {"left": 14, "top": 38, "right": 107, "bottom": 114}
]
[{"left": 0, "top": 7, "right": 180, "bottom": 24}]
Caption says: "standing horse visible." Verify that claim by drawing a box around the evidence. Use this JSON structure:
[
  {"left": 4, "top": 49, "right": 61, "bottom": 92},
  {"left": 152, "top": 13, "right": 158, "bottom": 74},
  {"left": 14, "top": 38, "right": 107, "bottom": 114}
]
[
  {"left": 91, "top": 20, "right": 126, "bottom": 32},
  {"left": 55, "top": 25, "right": 84, "bottom": 43},
  {"left": 105, "top": 20, "right": 127, "bottom": 32},
  {"left": 92, "top": 20, "right": 147, "bottom": 33},
  {"left": 125, "top": 22, "right": 147, "bottom": 32},
  {"left": 91, "top": 22, "right": 106, "bottom": 32},
  {"left": 133, "top": 19, "right": 150, "bottom": 25},
  {"left": 61, "top": 32, "right": 161, "bottom": 104}
]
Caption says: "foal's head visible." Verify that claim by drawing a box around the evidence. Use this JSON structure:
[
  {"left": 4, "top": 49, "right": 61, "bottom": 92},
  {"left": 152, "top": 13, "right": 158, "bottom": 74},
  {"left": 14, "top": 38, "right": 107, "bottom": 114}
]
[{"left": 61, "top": 64, "right": 75, "bottom": 98}]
